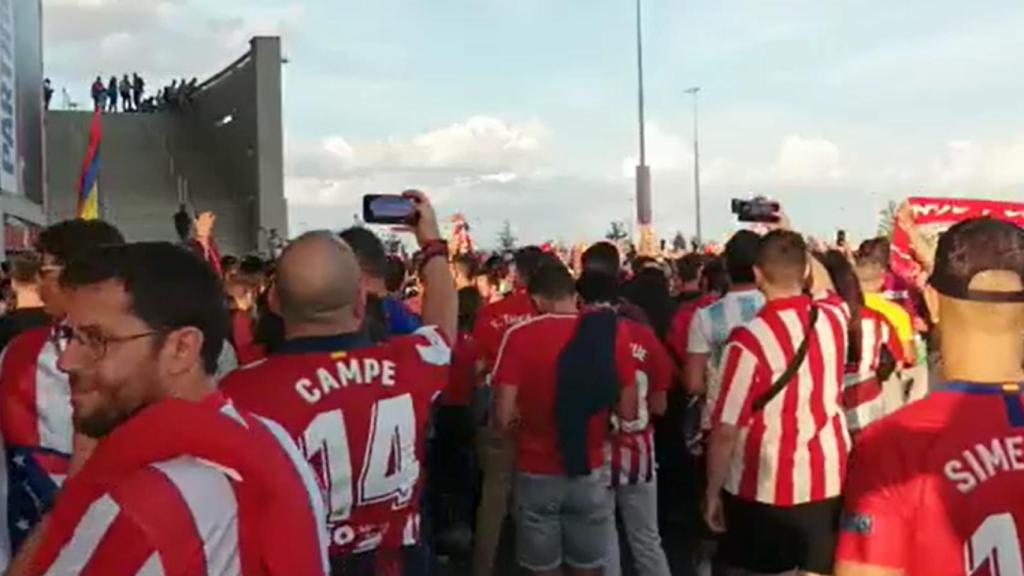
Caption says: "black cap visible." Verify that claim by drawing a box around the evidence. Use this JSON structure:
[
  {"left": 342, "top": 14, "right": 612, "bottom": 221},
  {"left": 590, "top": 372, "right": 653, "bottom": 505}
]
[{"left": 929, "top": 217, "right": 1024, "bottom": 303}]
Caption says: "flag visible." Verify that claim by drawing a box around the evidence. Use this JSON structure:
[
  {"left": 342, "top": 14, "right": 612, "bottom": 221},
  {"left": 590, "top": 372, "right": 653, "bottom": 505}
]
[{"left": 76, "top": 109, "right": 102, "bottom": 220}]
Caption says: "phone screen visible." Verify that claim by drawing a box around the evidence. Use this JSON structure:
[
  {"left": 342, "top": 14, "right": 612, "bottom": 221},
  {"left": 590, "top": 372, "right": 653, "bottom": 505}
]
[{"left": 363, "top": 195, "right": 417, "bottom": 225}]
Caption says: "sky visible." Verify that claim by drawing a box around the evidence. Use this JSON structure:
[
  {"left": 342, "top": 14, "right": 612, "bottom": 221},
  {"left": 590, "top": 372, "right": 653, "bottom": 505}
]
[{"left": 41, "top": 0, "right": 1024, "bottom": 248}]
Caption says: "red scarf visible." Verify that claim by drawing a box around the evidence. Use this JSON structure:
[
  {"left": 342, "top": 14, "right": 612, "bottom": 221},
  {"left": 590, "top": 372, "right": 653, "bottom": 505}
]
[{"left": 30, "top": 396, "right": 325, "bottom": 575}]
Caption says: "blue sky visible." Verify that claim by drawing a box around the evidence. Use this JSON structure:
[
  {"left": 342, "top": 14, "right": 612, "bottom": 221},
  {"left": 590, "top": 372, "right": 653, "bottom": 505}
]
[{"left": 43, "top": 0, "right": 1024, "bottom": 247}]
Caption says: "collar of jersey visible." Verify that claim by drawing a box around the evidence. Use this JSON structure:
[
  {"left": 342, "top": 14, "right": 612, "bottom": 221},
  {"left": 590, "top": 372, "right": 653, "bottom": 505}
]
[
  {"left": 936, "top": 381, "right": 1023, "bottom": 395},
  {"left": 277, "top": 331, "right": 373, "bottom": 355}
]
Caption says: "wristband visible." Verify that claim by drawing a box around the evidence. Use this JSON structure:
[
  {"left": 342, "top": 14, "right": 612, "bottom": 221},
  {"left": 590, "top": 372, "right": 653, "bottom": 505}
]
[{"left": 416, "top": 239, "right": 448, "bottom": 273}]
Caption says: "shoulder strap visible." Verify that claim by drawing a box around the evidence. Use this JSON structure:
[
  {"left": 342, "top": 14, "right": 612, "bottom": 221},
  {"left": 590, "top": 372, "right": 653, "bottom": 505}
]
[{"left": 751, "top": 304, "right": 820, "bottom": 413}]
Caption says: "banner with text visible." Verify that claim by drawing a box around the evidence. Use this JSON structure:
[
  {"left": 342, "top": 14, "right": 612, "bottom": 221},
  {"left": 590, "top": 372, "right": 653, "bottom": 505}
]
[
  {"left": 890, "top": 197, "right": 1024, "bottom": 282},
  {"left": 0, "top": 0, "right": 16, "bottom": 195}
]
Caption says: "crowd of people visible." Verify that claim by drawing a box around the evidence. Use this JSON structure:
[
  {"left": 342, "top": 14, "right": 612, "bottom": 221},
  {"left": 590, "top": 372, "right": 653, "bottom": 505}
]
[
  {"left": 88, "top": 73, "right": 198, "bottom": 113},
  {"left": 0, "top": 191, "right": 1018, "bottom": 576}
]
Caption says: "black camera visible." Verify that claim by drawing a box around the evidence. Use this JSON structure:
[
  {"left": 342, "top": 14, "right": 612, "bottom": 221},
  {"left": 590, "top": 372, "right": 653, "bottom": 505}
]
[{"left": 731, "top": 197, "right": 780, "bottom": 223}]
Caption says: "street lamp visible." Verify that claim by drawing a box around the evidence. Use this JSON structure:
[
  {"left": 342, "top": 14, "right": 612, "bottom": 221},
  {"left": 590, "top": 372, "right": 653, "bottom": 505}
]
[
  {"left": 685, "top": 86, "right": 702, "bottom": 244},
  {"left": 634, "top": 0, "right": 654, "bottom": 254}
]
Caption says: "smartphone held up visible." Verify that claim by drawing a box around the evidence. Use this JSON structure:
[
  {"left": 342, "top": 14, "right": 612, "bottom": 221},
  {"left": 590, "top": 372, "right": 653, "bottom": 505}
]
[
  {"left": 731, "top": 197, "right": 781, "bottom": 224},
  {"left": 362, "top": 194, "right": 420, "bottom": 226}
]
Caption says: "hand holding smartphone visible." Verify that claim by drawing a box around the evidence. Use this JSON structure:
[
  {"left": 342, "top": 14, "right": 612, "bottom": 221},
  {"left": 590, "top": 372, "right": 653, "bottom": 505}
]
[
  {"left": 363, "top": 194, "right": 420, "bottom": 226},
  {"left": 362, "top": 191, "right": 442, "bottom": 249}
]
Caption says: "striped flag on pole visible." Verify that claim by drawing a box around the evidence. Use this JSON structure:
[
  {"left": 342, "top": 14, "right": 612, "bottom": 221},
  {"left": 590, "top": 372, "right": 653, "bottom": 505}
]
[{"left": 76, "top": 109, "right": 102, "bottom": 220}]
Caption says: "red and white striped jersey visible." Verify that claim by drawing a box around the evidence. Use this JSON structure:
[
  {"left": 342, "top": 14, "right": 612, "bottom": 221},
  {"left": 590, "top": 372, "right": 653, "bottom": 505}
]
[
  {"left": 608, "top": 320, "right": 672, "bottom": 486},
  {"left": 0, "top": 325, "right": 74, "bottom": 566},
  {"left": 221, "top": 327, "right": 450, "bottom": 559},
  {"left": 711, "top": 294, "right": 851, "bottom": 506},
  {"left": 28, "top": 394, "right": 329, "bottom": 576},
  {"left": 841, "top": 308, "right": 905, "bottom": 433}
]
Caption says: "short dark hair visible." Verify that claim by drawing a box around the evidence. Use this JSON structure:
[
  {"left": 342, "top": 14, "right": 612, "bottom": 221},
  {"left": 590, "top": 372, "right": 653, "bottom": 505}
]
[
  {"left": 453, "top": 253, "right": 479, "bottom": 279},
  {"left": 756, "top": 230, "right": 808, "bottom": 287},
  {"left": 457, "top": 286, "right": 482, "bottom": 333},
  {"left": 582, "top": 242, "right": 620, "bottom": 276},
  {"left": 10, "top": 252, "right": 42, "bottom": 283},
  {"left": 724, "top": 230, "right": 760, "bottom": 284},
  {"left": 60, "top": 242, "right": 228, "bottom": 374},
  {"left": 676, "top": 253, "right": 703, "bottom": 283},
  {"left": 576, "top": 270, "right": 619, "bottom": 305},
  {"left": 220, "top": 255, "right": 240, "bottom": 275},
  {"left": 514, "top": 246, "right": 546, "bottom": 284},
  {"left": 856, "top": 237, "right": 890, "bottom": 269},
  {"left": 385, "top": 256, "right": 406, "bottom": 294},
  {"left": 37, "top": 219, "right": 125, "bottom": 265},
  {"left": 238, "top": 255, "right": 265, "bottom": 276},
  {"left": 338, "top": 227, "right": 388, "bottom": 279},
  {"left": 528, "top": 261, "right": 575, "bottom": 300}
]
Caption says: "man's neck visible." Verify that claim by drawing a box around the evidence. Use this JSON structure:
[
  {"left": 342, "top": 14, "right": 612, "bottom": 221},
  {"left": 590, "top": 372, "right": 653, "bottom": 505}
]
[
  {"left": 14, "top": 290, "right": 44, "bottom": 310},
  {"left": 941, "top": 332, "right": 1024, "bottom": 384},
  {"left": 729, "top": 282, "right": 758, "bottom": 294},
  {"left": 544, "top": 300, "right": 577, "bottom": 315},
  {"left": 285, "top": 319, "right": 362, "bottom": 340},
  {"left": 168, "top": 375, "right": 218, "bottom": 402},
  {"left": 761, "top": 284, "right": 802, "bottom": 301},
  {"left": 680, "top": 282, "right": 700, "bottom": 293}
]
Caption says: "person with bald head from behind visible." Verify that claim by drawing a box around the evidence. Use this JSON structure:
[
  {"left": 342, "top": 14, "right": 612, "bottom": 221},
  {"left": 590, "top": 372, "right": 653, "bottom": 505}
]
[{"left": 222, "top": 190, "right": 456, "bottom": 576}]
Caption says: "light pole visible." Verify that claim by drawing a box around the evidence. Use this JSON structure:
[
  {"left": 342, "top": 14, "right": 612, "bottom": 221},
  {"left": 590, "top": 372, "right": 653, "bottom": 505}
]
[
  {"left": 685, "top": 86, "right": 702, "bottom": 244},
  {"left": 634, "top": 0, "right": 654, "bottom": 254}
]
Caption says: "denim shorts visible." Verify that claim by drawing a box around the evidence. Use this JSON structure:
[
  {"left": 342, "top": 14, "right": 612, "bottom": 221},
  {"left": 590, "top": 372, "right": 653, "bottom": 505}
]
[{"left": 513, "top": 470, "right": 614, "bottom": 572}]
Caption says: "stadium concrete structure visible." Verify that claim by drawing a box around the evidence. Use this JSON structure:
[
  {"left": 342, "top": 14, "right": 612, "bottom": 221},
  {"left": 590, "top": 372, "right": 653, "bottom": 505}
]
[{"left": 0, "top": 0, "right": 287, "bottom": 256}]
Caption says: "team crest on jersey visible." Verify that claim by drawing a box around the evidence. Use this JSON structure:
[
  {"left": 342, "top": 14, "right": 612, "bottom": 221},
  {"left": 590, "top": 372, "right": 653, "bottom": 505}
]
[{"left": 840, "top": 512, "right": 873, "bottom": 535}]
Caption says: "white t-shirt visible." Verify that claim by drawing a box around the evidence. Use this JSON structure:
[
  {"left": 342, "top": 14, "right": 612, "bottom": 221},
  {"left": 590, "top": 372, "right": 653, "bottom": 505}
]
[{"left": 687, "top": 288, "right": 765, "bottom": 429}]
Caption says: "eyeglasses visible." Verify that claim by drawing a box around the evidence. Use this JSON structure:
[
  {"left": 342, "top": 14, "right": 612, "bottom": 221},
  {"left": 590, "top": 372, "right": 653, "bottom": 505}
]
[
  {"left": 55, "top": 324, "right": 163, "bottom": 360},
  {"left": 40, "top": 265, "right": 63, "bottom": 277}
]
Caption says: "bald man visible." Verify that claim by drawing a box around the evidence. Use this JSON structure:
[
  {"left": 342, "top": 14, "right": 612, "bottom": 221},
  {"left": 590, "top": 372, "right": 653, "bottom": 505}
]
[{"left": 222, "top": 191, "right": 455, "bottom": 576}]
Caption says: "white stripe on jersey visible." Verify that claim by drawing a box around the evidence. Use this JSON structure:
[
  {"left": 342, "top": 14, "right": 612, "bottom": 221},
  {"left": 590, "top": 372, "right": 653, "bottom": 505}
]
[
  {"left": 134, "top": 552, "right": 164, "bottom": 576},
  {"left": 255, "top": 416, "right": 330, "bottom": 575},
  {"left": 753, "top": 315, "right": 786, "bottom": 503},
  {"left": 152, "top": 458, "right": 241, "bottom": 576},
  {"left": 819, "top": 316, "right": 845, "bottom": 497},
  {"left": 780, "top": 309, "right": 813, "bottom": 504},
  {"left": 414, "top": 326, "right": 452, "bottom": 367},
  {"left": 45, "top": 494, "right": 121, "bottom": 575},
  {"left": 35, "top": 339, "right": 73, "bottom": 454},
  {"left": 219, "top": 403, "right": 248, "bottom": 428}
]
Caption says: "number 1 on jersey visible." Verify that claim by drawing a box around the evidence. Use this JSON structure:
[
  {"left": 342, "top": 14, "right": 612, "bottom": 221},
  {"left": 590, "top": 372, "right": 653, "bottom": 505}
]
[
  {"left": 300, "top": 394, "right": 419, "bottom": 522},
  {"left": 966, "top": 513, "right": 1023, "bottom": 576}
]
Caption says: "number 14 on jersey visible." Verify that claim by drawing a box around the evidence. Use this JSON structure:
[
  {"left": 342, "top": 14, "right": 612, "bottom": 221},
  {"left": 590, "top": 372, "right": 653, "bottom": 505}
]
[{"left": 300, "top": 394, "right": 420, "bottom": 522}]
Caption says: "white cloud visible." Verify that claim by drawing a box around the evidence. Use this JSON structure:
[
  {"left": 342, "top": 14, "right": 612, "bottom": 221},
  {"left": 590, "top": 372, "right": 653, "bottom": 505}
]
[
  {"left": 621, "top": 123, "right": 692, "bottom": 177},
  {"left": 43, "top": 0, "right": 304, "bottom": 102},
  {"left": 924, "top": 136, "right": 1024, "bottom": 191},
  {"left": 770, "top": 135, "right": 845, "bottom": 183},
  {"left": 287, "top": 115, "right": 549, "bottom": 181}
]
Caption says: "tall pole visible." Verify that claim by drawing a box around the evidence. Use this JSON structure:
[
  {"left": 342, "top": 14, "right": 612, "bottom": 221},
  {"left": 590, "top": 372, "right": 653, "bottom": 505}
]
[
  {"left": 635, "top": 0, "right": 654, "bottom": 254},
  {"left": 686, "top": 86, "right": 702, "bottom": 243},
  {"left": 636, "top": 0, "right": 647, "bottom": 167}
]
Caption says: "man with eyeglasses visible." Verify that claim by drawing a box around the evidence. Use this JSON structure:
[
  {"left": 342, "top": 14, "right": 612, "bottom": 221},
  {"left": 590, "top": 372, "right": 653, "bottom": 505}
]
[
  {"left": 7, "top": 242, "right": 329, "bottom": 575},
  {"left": 0, "top": 219, "right": 123, "bottom": 569}
]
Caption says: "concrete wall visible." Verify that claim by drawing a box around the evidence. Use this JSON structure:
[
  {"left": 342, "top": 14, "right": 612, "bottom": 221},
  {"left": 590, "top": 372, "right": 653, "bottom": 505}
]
[{"left": 43, "top": 37, "right": 287, "bottom": 257}]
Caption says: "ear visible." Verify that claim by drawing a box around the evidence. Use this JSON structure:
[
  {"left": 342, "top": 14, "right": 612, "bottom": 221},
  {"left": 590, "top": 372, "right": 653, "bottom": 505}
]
[
  {"left": 163, "top": 326, "right": 206, "bottom": 376},
  {"left": 754, "top": 265, "right": 766, "bottom": 288},
  {"left": 924, "top": 285, "right": 941, "bottom": 325},
  {"left": 353, "top": 285, "right": 367, "bottom": 321}
]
